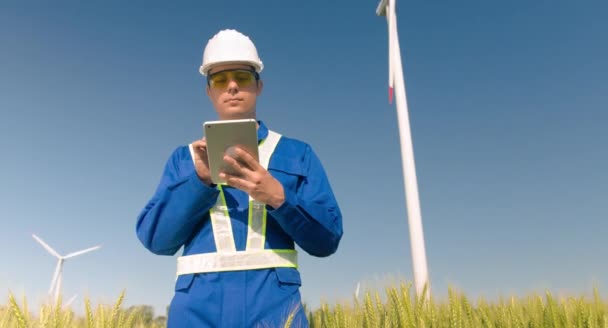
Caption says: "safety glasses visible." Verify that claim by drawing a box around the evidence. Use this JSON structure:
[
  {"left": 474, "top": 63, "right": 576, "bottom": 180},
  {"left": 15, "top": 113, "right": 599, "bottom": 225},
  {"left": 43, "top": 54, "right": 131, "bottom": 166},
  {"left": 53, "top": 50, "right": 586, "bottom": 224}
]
[{"left": 207, "top": 69, "right": 259, "bottom": 89}]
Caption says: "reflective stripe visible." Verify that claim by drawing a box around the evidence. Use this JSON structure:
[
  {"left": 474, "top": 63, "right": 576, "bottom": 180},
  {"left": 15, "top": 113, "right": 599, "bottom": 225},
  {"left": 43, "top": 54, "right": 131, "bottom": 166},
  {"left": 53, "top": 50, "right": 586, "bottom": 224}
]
[
  {"left": 246, "top": 200, "right": 266, "bottom": 250},
  {"left": 246, "top": 130, "right": 281, "bottom": 250},
  {"left": 181, "top": 130, "right": 296, "bottom": 275},
  {"left": 189, "top": 144, "right": 237, "bottom": 253},
  {"left": 258, "top": 131, "right": 281, "bottom": 173},
  {"left": 177, "top": 249, "right": 297, "bottom": 275},
  {"left": 210, "top": 185, "right": 236, "bottom": 252},
  {"left": 188, "top": 143, "right": 195, "bottom": 163}
]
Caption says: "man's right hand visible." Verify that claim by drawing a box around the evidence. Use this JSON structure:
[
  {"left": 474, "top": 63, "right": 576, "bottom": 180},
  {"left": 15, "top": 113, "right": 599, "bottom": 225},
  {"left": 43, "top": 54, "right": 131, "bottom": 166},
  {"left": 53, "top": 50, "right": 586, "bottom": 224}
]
[{"left": 191, "top": 138, "right": 214, "bottom": 186}]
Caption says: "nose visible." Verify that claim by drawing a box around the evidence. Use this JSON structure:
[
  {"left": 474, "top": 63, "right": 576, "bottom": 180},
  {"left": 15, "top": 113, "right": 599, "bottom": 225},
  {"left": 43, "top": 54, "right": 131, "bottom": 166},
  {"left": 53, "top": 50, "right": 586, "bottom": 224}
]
[{"left": 226, "top": 79, "right": 239, "bottom": 95}]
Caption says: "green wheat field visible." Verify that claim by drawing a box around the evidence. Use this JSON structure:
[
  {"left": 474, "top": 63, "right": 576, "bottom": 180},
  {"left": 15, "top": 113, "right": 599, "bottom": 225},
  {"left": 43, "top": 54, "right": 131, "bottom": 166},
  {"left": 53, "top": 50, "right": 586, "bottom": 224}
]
[{"left": 2, "top": 283, "right": 607, "bottom": 327}]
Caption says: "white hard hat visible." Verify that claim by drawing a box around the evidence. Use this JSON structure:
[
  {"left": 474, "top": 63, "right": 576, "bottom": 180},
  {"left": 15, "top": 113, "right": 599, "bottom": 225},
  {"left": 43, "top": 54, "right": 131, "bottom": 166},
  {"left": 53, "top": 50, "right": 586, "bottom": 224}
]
[{"left": 200, "top": 29, "right": 264, "bottom": 76}]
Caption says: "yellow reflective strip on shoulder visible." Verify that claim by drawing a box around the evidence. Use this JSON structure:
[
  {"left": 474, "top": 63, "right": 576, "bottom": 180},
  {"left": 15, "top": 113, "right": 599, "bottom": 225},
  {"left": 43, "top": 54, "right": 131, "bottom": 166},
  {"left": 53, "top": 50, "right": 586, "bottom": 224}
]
[{"left": 258, "top": 131, "right": 281, "bottom": 170}]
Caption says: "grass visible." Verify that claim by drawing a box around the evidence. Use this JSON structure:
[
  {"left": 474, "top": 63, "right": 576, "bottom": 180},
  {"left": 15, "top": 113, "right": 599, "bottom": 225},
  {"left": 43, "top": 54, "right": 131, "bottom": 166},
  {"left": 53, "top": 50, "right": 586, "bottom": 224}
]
[
  {"left": 1, "top": 290, "right": 165, "bottom": 328},
  {"left": 307, "top": 282, "right": 608, "bottom": 328},
  {"left": 2, "top": 283, "right": 607, "bottom": 327}
]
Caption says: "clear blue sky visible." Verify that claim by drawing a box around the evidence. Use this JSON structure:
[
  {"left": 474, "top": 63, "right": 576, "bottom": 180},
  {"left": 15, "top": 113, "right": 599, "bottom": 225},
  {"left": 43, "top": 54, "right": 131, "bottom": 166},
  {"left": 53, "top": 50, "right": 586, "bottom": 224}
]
[{"left": 1, "top": 0, "right": 607, "bottom": 317}]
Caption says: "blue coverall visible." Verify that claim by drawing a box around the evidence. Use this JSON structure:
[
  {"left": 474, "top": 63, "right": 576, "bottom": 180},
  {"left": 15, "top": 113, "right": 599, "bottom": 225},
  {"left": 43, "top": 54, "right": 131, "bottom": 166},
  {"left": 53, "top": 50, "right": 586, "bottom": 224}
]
[{"left": 136, "top": 121, "right": 343, "bottom": 327}]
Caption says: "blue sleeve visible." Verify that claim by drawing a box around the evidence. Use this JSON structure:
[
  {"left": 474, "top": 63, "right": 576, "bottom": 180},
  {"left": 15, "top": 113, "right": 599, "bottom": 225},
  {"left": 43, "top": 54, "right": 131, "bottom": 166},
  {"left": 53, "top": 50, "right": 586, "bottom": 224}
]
[
  {"left": 268, "top": 145, "right": 343, "bottom": 257},
  {"left": 136, "top": 147, "right": 220, "bottom": 255}
]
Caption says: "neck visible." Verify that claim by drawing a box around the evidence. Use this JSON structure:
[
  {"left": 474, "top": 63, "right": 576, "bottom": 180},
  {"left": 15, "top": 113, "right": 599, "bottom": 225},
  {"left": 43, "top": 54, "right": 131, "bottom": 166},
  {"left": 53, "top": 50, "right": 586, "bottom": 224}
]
[{"left": 218, "top": 111, "right": 256, "bottom": 121}]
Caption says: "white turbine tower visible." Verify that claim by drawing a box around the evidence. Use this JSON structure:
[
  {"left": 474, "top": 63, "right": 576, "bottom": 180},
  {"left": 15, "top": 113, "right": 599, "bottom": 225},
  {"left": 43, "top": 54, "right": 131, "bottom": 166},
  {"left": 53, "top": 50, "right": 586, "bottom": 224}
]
[
  {"left": 32, "top": 234, "right": 101, "bottom": 303},
  {"left": 376, "top": 0, "right": 430, "bottom": 299}
]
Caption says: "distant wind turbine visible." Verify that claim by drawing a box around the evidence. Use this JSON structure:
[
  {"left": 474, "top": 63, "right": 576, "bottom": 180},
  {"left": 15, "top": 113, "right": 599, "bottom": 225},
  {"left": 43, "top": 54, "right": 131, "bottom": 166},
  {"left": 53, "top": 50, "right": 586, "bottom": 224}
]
[
  {"left": 65, "top": 294, "right": 78, "bottom": 309},
  {"left": 32, "top": 234, "right": 101, "bottom": 303}
]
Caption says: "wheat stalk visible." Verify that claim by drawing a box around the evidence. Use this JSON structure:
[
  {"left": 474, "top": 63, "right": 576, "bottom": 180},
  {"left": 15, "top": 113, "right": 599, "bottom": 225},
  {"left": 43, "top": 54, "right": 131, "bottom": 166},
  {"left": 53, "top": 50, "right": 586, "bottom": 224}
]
[
  {"left": 84, "top": 296, "right": 93, "bottom": 328},
  {"left": 8, "top": 292, "right": 27, "bottom": 328},
  {"left": 2, "top": 282, "right": 608, "bottom": 327},
  {"left": 110, "top": 289, "right": 126, "bottom": 327}
]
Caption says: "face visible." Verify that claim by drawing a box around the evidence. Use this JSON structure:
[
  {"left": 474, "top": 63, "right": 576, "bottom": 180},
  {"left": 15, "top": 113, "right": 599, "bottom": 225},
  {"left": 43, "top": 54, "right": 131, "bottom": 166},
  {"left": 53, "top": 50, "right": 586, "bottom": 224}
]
[{"left": 206, "top": 63, "right": 263, "bottom": 120}]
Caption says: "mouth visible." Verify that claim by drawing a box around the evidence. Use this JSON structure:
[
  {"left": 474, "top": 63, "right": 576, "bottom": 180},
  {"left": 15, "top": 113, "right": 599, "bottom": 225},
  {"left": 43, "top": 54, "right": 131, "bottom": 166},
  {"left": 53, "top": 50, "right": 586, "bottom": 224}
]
[{"left": 225, "top": 98, "right": 243, "bottom": 103}]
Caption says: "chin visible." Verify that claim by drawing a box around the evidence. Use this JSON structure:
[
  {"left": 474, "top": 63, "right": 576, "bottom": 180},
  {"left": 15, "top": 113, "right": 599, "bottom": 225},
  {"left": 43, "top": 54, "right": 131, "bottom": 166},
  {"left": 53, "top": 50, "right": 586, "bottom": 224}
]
[{"left": 219, "top": 109, "right": 255, "bottom": 120}]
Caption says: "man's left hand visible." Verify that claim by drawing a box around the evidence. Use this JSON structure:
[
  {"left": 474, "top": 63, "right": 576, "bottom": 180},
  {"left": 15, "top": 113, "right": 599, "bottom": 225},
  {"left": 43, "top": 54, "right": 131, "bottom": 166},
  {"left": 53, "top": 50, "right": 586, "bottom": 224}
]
[{"left": 219, "top": 146, "right": 285, "bottom": 209}]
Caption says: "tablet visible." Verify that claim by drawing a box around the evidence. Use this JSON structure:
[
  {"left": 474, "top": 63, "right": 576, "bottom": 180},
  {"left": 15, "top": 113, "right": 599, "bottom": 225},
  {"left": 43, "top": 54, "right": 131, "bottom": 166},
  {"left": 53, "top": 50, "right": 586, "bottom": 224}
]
[{"left": 204, "top": 118, "right": 259, "bottom": 184}]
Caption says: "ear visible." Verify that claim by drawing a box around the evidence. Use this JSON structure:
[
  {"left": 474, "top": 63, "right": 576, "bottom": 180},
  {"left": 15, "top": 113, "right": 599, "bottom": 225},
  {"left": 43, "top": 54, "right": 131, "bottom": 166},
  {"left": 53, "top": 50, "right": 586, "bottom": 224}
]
[
  {"left": 256, "top": 80, "right": 264, "bottom": 96},
  {"left": 206, "top": 85, "right": 211, "bottom": 97}
]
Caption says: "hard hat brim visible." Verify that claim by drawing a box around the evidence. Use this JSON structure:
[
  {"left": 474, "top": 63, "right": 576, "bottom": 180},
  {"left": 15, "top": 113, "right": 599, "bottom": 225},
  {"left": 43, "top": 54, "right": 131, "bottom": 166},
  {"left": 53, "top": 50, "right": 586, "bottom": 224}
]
[{"left": 200, "top": 60, "right": 264, "bottom": 76}]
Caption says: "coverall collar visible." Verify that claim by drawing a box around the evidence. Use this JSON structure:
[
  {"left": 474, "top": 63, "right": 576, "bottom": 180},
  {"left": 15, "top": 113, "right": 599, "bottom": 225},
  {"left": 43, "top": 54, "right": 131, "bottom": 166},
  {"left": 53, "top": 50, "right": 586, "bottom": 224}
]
[{"left": 257, "top": 120, "right": 269, "bottom": 143}]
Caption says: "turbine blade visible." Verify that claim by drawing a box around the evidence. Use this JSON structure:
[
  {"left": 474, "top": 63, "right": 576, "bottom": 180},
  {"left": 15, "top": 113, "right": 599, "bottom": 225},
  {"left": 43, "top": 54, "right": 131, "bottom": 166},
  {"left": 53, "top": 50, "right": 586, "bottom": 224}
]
[
  {"left": 65, "top": 294, "right": 78, "bottom": 308},
  {"left": 388, "top": 1, "right": 398, "bottom": 105},
  {"left": 388, "top": 6, "right": 397, "bottom": 103},
  {"left": 64, "top": 245, "right": 101, "bottom": 259},
  {"left": 49, "top": 260, "right": 61, "bottom": 295},
  {"left": 32, "top": 234, "right": 61, "bottom": 258}
]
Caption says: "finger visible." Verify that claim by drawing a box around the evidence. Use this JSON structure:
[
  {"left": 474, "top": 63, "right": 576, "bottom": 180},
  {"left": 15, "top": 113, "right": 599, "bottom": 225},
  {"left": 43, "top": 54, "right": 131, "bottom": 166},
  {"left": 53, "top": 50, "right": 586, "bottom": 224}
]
[
  {"left": 220, "top": 172, "right": 256, "bottom": 191},
  {"left": 191, "top": 139, "right": 207, "bottom": 149},
  {"left": 193, "top": 141, "right": 208, "bottom": 152},
  {"left": 222, "top": 154, "right": 253, "bottom": 178},
  {"left": 191, "top": 142, "right": 208, "bottom": 163},
  {"left": 231, "top": 146, "right": 260, "bottom": 171},
  {"left": 193, "top": 147, "right": 207, "bottom": 159}
]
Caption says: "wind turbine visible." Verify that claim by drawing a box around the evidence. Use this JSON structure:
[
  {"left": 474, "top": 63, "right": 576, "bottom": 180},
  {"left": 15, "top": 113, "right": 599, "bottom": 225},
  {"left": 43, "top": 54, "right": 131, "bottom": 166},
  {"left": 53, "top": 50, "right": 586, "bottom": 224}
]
[
  {"left": 376, "top": 0, "right": 430, "bottom": 299},
  {"left": 32, "top": 234, "right": 101, "bottom": 303}
]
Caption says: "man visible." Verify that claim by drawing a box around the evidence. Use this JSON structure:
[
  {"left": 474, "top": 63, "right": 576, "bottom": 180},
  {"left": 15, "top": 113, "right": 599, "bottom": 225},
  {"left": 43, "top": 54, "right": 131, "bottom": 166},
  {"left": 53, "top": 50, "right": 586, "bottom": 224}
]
[{"left": 136, "top": 29, "right": 343, "bottom": 327}]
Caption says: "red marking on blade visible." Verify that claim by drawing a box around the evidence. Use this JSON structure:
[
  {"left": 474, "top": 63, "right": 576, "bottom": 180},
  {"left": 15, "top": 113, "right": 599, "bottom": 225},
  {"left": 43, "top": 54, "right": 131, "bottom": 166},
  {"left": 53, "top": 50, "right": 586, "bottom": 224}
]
[{"left": 389, "top": 87, "right": 394, "bottom": 104}]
